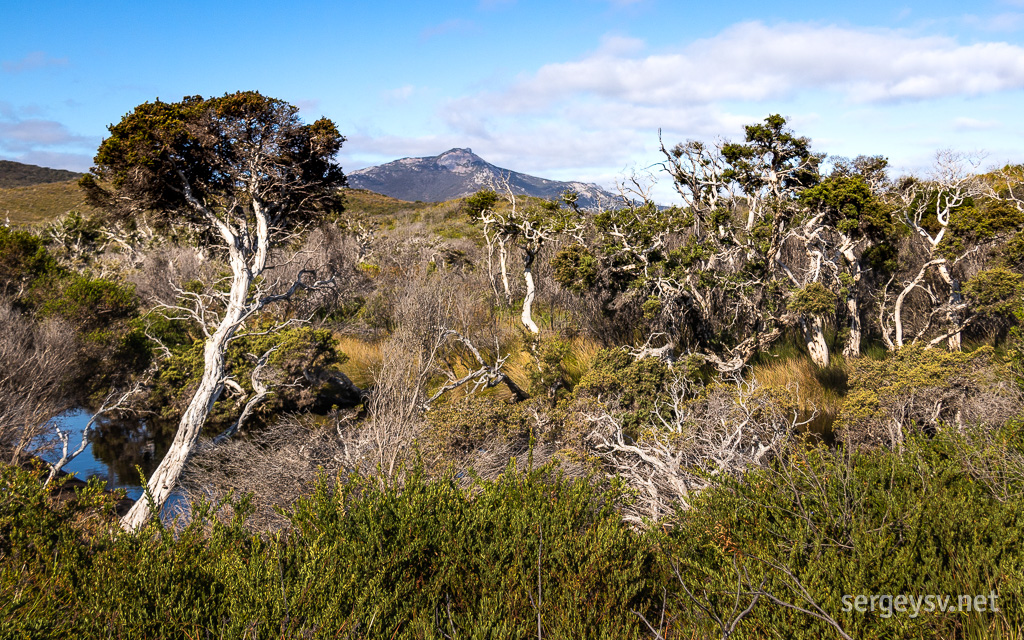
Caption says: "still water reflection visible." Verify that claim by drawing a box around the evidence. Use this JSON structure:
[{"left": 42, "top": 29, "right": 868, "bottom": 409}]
[{"left": 43, "top": 409, "right": 185, "bottom": 512}]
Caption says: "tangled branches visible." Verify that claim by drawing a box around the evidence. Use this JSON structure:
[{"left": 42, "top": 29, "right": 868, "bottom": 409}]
[{"left": 585, "top": 371, "right": 809, "bottom": 523}]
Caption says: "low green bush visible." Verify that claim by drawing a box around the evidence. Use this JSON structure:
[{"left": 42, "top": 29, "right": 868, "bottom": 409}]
[
  {"left": 667, "top": 430, "right": 1024, "bottom": 639},
  {"left": 3, "top": 430, "right": 1023, "bottom": 639}
]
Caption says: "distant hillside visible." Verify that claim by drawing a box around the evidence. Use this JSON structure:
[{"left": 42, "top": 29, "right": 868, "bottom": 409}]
[
  {"left": 0, "top": 181, "right": 99, "bottom": 227},
  {"left": 347, "top": 148, "right": 618, "bottom": 209},
  {"left": 0, "top": 160, "right": 83, "bottom": 188}
]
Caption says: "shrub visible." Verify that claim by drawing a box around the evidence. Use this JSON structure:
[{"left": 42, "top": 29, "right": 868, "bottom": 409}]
[
  {"left": 0, "top": 226, "right": 61, "bottom": 299},
  {"left": 835, "top": 345, "right": 1019, "bottom": 449},
  {"left": 667, "top": 431, "right": 1024, "bottom": 638}
]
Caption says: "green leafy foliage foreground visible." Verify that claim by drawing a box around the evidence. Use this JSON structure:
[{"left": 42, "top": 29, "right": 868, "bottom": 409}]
[{"left": 3, "top": 430, "right": 1023, "bottom": 639}]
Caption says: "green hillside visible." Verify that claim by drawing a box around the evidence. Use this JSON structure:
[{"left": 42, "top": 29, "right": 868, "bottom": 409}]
[{"left": 0, "top": 180, "right": 99, "bottom": 227}]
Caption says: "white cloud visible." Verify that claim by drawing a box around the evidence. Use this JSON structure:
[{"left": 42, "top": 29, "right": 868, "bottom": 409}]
[
  {"left": 347, "top": 21, "right": 1024, "bottom": 203},
  {"left": 0, "top": 119, "right": 94, "bottom": 151},
  {"left": 0, "top": 112, "right": 98, "bottom": 172},
  {"left": 1, "top": 150, "right": 92, "bottom": 172},
  {"left": 382, "top": 85, "right": 416, "bottom": 102},
  {"left": 294, "top": 98, "right": 321, "bottom": 114},
  {"left": 479, "top": 22, "right": 1024, "bottom": 112}
]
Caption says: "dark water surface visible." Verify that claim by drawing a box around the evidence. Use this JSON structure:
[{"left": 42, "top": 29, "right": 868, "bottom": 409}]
[{"left": 43, "top": 409, "right": 186, "bottom": 513}]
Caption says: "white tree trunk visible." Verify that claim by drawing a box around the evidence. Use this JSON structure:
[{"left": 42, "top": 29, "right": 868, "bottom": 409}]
[
  {"left": 801, "top": 315, "right": 829, "bottom": 367},
  {"left": 521, "top": 251, "right": 540, "bottom": 334},
  {"left": 120, "top": 248, "right": 253, "bottom": 531},
  {"left": 842, "top": 295, "right": 861, "bottom": 359},
  {"left": 499, "top": 238, "right": 512, "bottom": 305},
  {"left": 937, "top": 262, "right": 963, "bottom": 351},
  {"left": 840, "top": 244, "right": 861, "bottom": 359}
]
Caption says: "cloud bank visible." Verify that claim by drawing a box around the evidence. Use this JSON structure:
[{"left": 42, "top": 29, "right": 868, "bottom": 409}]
[
  {"left": 347, "top": 20, "right": 1023, "bottom": 191},
  {"left": 494, "top": 22, "right": 1024, "bottom": 110}
]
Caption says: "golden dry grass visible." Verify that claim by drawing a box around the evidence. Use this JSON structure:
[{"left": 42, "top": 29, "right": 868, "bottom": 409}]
[
  {"left": 752, "top": 356, "right": 848, "bottom": 416},
  {"left": 0, "top": 181, "right": 100, "bottom": 227},
  {"left": 502, "top": 334, "right": 604, "bottom": 396},
  {"left": 335, "top": 335, "right": 382, "bottom": 389}
]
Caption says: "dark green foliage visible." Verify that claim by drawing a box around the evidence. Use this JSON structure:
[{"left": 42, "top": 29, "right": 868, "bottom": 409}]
[
  {"left": 37, "top": 275, "right": 149, "bottom": 392},
  {"left": 0, "top": 462, "right": 659, "bottom": 639},
  {"left": 802, "top": 171, "right": 893, "bottom": 239},
  {"left": 552, "top": 243, "right": 598, "bottom": 293},
  {"left": 788, "top": 281, "right": 838, "bottom": 317},
  {"left": 964, "top": 267, "right": 1024, "bottom": 318},
  {"left": 82, "top": 91, "right": 346, "bottom": 226},
  {"left": 39, "top": 276, "right": 138, "bottom": 332},
  {"left": 529, "top": 337, "right": 575, "bottom": 404},
  {"left": 668, "top": 432, "right": 1024, "bottom": 638},
  {"left": 940, "top": 196, "right": 1024, "bottom": 260},
  {"left": 801, "top": 168, "right": 898, "bottom": 276},
  {"left": 574, "top": 348, "right": 672, "bottom": 430},
  {"left": 1003, "top": 230, "right": 1024, "bottom": 272},
  {"left": 5, "top": 432, "right": 1023, "bottom": 639},
  {"left": 0, "top": 226, "right": 149, "bottom": 395},
  {"left": 144, "top": 321, "right": 348, "bottom": 429},
  {"left": 462, "top": 189, "right": 499, "bottom": 218},
  {"left": 721, "top": 114, "right": 820, "bottom": 195},
  {"left": 0, "top": 225, "right": 61, "bottom": 298}
]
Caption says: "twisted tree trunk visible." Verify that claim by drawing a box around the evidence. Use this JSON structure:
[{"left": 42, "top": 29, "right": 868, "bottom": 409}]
[
  {"left": 521, "top": 249, "right": 540, "bottom": 334},
  {"left": 121, "top": 247, "right": 253, "bottom": 531}
]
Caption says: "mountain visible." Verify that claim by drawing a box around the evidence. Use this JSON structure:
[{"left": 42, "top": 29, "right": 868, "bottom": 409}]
[
  {"left": 346, "top": 148, "right": 618, "bottom": 209},
  {"left": 0, "top": 160, "right": 82, "bottom": 189}
]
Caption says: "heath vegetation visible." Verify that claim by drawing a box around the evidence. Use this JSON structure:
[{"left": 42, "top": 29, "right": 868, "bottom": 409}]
[{"left": 2, "top": 94, "right": 1024, "bottom": 638}]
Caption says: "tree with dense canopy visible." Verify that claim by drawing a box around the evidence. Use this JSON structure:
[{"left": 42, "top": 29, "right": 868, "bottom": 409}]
[{"left": 82, "top": 91, "right": 346, "bottom": 530}]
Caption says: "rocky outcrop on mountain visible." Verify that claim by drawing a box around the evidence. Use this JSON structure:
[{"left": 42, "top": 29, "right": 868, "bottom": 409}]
[{"left": 347, "top": 148, "right": 617, "bottom": 209}]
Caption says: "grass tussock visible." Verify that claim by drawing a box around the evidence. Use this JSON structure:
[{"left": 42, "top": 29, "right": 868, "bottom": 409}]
[
  {"left": 752, "top": 354, "right": 848, "bottom": 416},
  {"left": 335, "top": 335, "right": 382, "bottom": 389}
]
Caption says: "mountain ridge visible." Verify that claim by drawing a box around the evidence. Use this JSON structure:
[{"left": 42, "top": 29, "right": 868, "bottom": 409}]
[
  {"left": 347, "top": 148, "right": 618, "bottom": 209},
  {"left": 0, "top": 160, "right": 83, "bottom": 189}
]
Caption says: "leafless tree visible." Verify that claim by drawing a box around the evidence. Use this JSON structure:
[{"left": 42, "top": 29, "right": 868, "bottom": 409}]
[
  {"left": 44, "top": 383, "right": 143, "bottom": 485},
  {"left": 0, "top": 299, "right": 78, "bottom": 466},
  {"left": 181, "top": 412, "right": 348, "bottom": 530},
  {"left": 468, "top": 175, "right": 578, "bottom": 334},
  {"left": 881, "top": 151, "right": 990, "bottom": 351},
  {"left": 584, "top": 369, "right": 807, "bottom": 523}
]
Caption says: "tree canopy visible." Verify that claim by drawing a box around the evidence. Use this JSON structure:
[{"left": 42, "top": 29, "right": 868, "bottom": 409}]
[{"left": 81, "top": 91, "right": 346, "bottom": 236}]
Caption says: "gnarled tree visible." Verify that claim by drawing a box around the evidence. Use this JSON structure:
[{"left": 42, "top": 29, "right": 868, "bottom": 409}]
[
  {"left": 466, "top": 182, "right": 579, "bottom": 334},
  {"left": 654, "top": 115, "right": 822, "bottom": 371},
  {"left": 82, "top": 91, "right": 346, "bottom": 530}
]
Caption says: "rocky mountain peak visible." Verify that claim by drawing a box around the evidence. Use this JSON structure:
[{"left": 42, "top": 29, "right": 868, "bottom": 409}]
[
  {"left": 348, "top": 149, "right": 617, "bottom": 209},
  {"left": 435, "top": 148, "right": 484, "bottom": 173}
]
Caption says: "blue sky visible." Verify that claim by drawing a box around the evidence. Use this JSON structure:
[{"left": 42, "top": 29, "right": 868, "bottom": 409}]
[{"left": 2, "top": 0, "right": 1023, "bottom": 201}]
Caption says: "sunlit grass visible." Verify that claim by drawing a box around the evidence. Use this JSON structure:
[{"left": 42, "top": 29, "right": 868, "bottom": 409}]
[
  {"left": 0, "top": 181, "right": 100, "bottom": 227},
  {"left": 752, "top": 355, "right": 848, "bottom": 416},
  {"left": 335, "top": 335, "right": 381, "bottom": 389}
]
